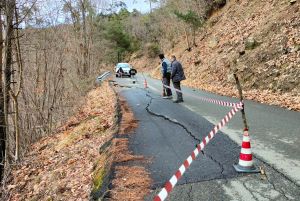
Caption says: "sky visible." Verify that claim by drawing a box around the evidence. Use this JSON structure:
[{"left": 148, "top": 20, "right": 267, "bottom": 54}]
[
  {"left": 18, "top": 0, "right": 159, "bottom": 27},
  {"left": 123, "top": 0, "right": 158, "bottom": 13}
]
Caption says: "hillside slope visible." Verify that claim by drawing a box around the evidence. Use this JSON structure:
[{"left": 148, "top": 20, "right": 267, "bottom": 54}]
[
  {"left": 2, "top": 83, "right": 117, "bottom": 200},
  {"left": 130, "top": 0, "right": 300, "bottom": 110},
  {"left": 2, "top": 81, "right": 152, "bottom": 201}
]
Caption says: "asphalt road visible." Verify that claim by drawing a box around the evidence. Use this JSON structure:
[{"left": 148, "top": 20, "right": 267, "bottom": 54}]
[{"left": 114, "top": 74, "right": 300, "bottom": 200}]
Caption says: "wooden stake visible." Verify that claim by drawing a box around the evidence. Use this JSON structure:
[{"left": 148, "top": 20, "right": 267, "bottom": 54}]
[{"left": 233, "top": 73, "right": 249, "bottom": 130}]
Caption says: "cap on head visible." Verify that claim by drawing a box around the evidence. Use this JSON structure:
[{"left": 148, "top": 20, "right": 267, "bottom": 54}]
[{"left": 158, "top": 54, "right": 165, "bottom": 60}]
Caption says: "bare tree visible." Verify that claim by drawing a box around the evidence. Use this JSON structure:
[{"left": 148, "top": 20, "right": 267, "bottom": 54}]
[
  {"left": 0, "top": 0, "right": 113, "bottom": 183},
  {"left": 0, "top": 4, "right": 6, "bottom": 180},
  {"left": 9, "top": 6, "right": 23, "bottom": 161},
  {"left": 3, "top": 0, "right": 16, "bottom": 167},
  {"left": 63, "top": 0, "right": 90, "bottom": 76},
  {"left": 80, "top": 0, "right": 89, "bottom": 76}
]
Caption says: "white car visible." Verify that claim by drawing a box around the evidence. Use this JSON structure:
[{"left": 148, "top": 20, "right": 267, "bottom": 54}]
[{"left": 115, "top": 63, "right": 132, "bottom": 77}]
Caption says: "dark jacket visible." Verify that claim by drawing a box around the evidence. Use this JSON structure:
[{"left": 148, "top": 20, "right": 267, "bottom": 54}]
[
  {"left": 129, "top": 68, "right": 137, "bottom": 75},
  {"left": 171, "top": 60, "right": 186, "bottom": 82}
]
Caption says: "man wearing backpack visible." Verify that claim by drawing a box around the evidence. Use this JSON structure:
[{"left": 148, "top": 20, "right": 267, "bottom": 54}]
[
  {"left": 159, "top": 54, "right": 172, "bottom": 99},
  {"left": 171, "top": 55, "right": 186, "bottom": 103}
]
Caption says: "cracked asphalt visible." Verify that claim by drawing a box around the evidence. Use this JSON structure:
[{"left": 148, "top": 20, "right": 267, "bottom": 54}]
[{"left": 114, "top": 75, "right": 300, "bottom": 201}]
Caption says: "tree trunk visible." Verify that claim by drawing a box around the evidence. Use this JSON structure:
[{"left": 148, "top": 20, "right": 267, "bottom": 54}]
[
  {"left": 42, "top": 47, "right": 48, "bottom": 112},
  {"left": 0, "top": 7, "right": 6, "bottom": 180},
  {"left": 184, "top": 26, "right": 191, "bottom": 51},
  {"left": 3, "top": 0, "right": 15, "bottom": 169},
  {"left": 11, "top": 6, "right": 23, "bottom": 161},
  {"left": 35, "top": 48, "right": 39, "bottom": 90},
  {"left": 11, "top": 96, "right": 19, "bottom": 161},
  {"left": 81, "top": 0, "right": 88, "bottom": 76},
  {"left": 192, "top": 27, "right": 197, "bottom": 47}
]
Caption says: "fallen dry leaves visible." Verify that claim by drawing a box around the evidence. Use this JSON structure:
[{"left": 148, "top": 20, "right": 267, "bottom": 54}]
[
  {"left": 110, "top": 166, "right": 152, "bottom": 201},
  {"left": 3, "top": 82, "right": 117, "bottom": 201},
  {"left": 118, "top": 99, "right": 139, "bottom": 135},
  {"left": 109, "top": 97, "right": 152, "bottom": 201}
]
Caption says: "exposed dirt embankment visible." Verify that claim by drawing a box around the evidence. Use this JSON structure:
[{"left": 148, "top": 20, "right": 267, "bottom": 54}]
[{"left": 130, "top": 0, "right": 300, "bottom": 111}]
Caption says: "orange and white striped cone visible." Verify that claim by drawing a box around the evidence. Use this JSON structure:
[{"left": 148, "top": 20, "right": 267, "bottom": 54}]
[
  {"left": 233, "top": 128, "right": 260, "bottom": 173},
  {"left": 144, "top": 79, "right": 148, "bottom": 88}
]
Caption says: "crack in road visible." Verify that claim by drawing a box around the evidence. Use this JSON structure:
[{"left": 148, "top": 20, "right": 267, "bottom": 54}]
[
  {"left": 240, "top": 168, "right": 291, "bottom": 201},
  {"left": 264, "top": 172, "right": 291, "bottom": 200},
  {"left": 144, "top": 92, "right": 195, "bottom": 186},
  {"left": 145, "top": 92, "right": 201, "bottom": 144},
  {"left": 145, "top": 91, "right": 230, "bottom": 182},
  {"left": 144, "top": 91, "right": 232, "bottom": 185},
  {"left": 242, "top": 180, "right": 288, "bottom": 201},
  {"left": 254, "top": 155, "right": 300, "bottom": 189},
  {"left": 187, "top": 185, "right": 193, "bottom": 201},
  {"left": 201, "top": 150, "right": 227, "bottom": 182},
  {"left": 138, "top": 80, "right": 300, "bottom": 187},
  {"left": 241, "top": 182, "right": 260, "bottom": 201},
  {"left": 117, "top": 81, "right": 299, "bottom": 201}
]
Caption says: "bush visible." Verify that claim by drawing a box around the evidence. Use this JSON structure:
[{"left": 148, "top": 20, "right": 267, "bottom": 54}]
[{"left": 145, "top": 43, "right": 161, "bottom": 58}]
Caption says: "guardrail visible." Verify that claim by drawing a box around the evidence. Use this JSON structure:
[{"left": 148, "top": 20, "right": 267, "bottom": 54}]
[{"left": 96, "top": 71, "right": 111, "bottom": 83}]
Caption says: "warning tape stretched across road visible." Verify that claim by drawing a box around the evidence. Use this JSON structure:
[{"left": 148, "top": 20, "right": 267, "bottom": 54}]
[
  {"left": 163, "top": 84, "right": 243, "bottom": 109},
  {"left": 153, "top": 106, "right": 241, "bottom": 201}
]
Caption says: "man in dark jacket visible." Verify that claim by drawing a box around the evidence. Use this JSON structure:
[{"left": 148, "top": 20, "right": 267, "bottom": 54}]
[
  {"left": 129, "top": 68, "right": 137, "bottom": 78},
  {"left": 171, "top": 55, "right": 186, "bottom": 103},
  {"left": 159, "top": 54, "right": 172, "bottom": 99}
]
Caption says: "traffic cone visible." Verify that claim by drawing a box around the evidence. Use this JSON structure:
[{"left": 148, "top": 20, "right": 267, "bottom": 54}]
[
  {"left": 233, "top": 128, "right": 260, "bottom": 173},
  {"left": 144, "top": 79, "right": 148, "bottom": 88}
]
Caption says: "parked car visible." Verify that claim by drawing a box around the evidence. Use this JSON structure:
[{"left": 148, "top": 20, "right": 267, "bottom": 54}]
[{"left": 115, "top": 63, "right": 132, "bottom": 77}]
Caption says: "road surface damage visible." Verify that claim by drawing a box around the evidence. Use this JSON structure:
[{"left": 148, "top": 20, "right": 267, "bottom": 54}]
[{"left": 109, "top": 97, "right": 152, "bottom": 201}]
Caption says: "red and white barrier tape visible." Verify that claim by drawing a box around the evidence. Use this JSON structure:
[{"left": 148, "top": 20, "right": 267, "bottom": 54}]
[
  {"left": 162, "top": 84, "right": 243, "bottom": 109},
  {"left": 153, "top": 106, "right": 241, "bottom": 201}
]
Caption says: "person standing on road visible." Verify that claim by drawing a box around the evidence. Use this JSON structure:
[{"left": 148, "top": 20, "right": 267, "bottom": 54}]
[
  {"left": 171, "top": 55, "right": 186, "bottom": 103},
  {"left": 159, "top": 54, "right": 172, "bottom": 99},
  {"left": 117, "top": 67, "right": 124, "bottom": 77},
  {"left": 129, "top": 68, "right": 137, "bottom": 78}
]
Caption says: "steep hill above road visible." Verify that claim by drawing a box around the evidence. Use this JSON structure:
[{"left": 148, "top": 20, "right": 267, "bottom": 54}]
[{"left": 130, "top": 0, "right": 300, "bottom": 111}]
